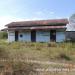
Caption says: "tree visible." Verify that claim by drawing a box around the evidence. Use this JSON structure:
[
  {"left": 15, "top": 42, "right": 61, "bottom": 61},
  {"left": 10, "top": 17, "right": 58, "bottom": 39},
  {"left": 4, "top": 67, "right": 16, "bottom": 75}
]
[{"left": 67, "top": 14, "right": 75, "bottom": 31}]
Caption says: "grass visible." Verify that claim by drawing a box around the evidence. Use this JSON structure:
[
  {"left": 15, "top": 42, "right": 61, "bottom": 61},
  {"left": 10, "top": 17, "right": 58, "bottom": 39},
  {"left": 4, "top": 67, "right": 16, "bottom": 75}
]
[
  {"left": 0, "top": 40, "right": 75, "bottom": 75},
  {"left": 0, "top": 40, "right": 75, "bottom": 61}
]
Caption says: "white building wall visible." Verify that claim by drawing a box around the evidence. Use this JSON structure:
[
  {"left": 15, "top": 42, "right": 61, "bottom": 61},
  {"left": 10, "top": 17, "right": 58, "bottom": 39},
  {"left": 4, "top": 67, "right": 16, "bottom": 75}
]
[
  {"left": 8, "top": 31, "right": 15, "bottom": 42},
  {"left": 56, "top": 32, "right": 65, "bottom": 42},
  {"left": 36, "top": 30, "right": 50, "bottom": 42},
  {"left": 8, "top": 30, "right": 65, "bottom": 42},
  {"left": 18, "top": 31, "right": 31, "bottom": 42}
]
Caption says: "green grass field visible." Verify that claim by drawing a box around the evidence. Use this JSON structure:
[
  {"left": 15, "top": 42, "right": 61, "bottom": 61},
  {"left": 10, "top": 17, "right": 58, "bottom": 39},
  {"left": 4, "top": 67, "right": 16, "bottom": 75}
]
[{"left": 0, "top": 40, "right": 75, "bottom": 75}]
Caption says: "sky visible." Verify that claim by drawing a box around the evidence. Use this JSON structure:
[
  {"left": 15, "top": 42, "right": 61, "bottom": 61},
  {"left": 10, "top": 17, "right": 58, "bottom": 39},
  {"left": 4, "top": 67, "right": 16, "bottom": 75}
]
[{"left": 0, "top": 0, "right": 75, "bottom": 30}]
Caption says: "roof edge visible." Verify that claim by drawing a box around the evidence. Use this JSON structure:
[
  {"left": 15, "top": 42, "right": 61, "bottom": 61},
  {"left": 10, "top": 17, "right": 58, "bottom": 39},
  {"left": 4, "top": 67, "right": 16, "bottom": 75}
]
[{"left": 5, "top": 18, "right": 68, "bottom": 27}]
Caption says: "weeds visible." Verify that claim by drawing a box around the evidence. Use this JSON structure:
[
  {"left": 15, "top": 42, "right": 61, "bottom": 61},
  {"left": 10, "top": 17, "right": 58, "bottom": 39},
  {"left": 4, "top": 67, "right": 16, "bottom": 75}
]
[
  {"left": 0, "top": 46, "right": 9, "bottom": 59},
  {"left": 0, "top": 41, "right": 75, "bottom": 61},
  {"left": 0, "top": 40, "right": 75, "bottom": 75},
  {"left": 58, "top": 53, "right": 71, "bottom": 61},
  {"left": 12, "top": 62, "right": 39, "bottom": 75}
]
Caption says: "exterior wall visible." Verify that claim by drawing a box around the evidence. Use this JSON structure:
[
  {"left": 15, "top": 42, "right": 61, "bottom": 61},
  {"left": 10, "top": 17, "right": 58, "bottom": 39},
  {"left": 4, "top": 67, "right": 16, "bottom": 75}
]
[
  {"left": 36, "top": 30, "right": 50, "bottom": 42},
  {"left": 8, "top": 31, "right": 15, "bottom": 42},
  {"left": 56, "top": 32, "right": 65, "bottom": 42},
  {"left": 18, "top": 31, "right": 31, "bottom": 42},
  {"left": 8, "top": 30, "right": 65, "bottom": 42},
  {"left": 66, "top": 31, "right": 75, "bottom": 41}
]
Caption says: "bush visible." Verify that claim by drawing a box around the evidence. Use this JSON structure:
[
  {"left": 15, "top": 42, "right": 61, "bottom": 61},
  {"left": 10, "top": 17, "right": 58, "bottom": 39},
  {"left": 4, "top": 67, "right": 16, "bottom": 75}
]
[
  {"left": 12, "top": 62, "right": 39, "bottom": 75},
  {"left": 47, "top": 42, "right": 57, "bottom": 47},
  {"left": 0, "top": 46, "right": 9, "bottom": 59},
  {"left": 58, "top": 53, "right": 71, "bottom": 61},
  {"left": 0, "top": 31, "right": 8, "bottom": 39}
]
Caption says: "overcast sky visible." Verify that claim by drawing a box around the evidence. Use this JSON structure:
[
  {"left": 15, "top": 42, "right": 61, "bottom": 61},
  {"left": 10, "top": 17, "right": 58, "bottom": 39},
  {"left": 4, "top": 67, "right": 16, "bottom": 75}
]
[{"left": 0, "top": 0, "right": 75, "bottom": 30}]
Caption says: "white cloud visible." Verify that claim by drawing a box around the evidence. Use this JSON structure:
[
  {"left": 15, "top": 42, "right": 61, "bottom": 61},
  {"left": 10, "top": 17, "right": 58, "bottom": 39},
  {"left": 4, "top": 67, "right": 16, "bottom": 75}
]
[
  {"left": 35, "top": 11, "right": 43, "bottom": 15},
  {"left": 0, "top": 0, "right": 15, "bottom": 6},
  {"left": 66, "top": 23, "right": 75, "bottom": 31},
  {"left": 34, "top": 11, "right": 55, "bottom": 19},
  {"left": 0, "top": 15, "right": 44, "bottom": 30},
  {"left": 49, "top": 11, "right": 55, "bottom": 15},
  {"left": 0, "top": 16, "right": 26, "bottom": 30},
  {"left": 35, "top": 11, "right": 55, "bottom": 15}
]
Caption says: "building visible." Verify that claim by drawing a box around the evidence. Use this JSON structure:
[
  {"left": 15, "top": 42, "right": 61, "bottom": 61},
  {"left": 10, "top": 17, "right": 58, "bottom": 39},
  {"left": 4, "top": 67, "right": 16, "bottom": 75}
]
[
  {"left": 3, "top": 19, "right": 68, "bottom": 42},
  {"left": 66, "top": 14, "right": 75, "bottom": 41}
]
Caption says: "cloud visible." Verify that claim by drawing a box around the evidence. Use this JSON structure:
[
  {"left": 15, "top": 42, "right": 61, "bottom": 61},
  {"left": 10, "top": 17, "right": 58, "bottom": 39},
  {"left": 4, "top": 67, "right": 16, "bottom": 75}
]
[
  {"left": 0, "top": 0, "right": 15, "bottom": 6},
  {"left": 0, "top": 16, "right": 26, "bottom": 30},
  {"left": 66, "top": 23, "right": 75, "bottom": 31},
  {"left": 34, "top": 11, "right": 55, "bottom": 19},
  {"left": 35, "top": 11, "right": 43, "bottom": 15},
  {"left": 0, "top": 15, "right": 44, "bottom": 30},
  {"left": 35, "top": 10, "right": 55, "bottom": 15},
  {"left": 49, "top": 11, "right": 55, "bottom": 15}
]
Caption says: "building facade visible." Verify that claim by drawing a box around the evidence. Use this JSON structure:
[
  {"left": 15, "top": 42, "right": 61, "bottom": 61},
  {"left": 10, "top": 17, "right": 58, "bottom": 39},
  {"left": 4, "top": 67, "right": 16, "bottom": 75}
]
[{"left": 4, "top": 19, "right": 68, "bottom": 42}]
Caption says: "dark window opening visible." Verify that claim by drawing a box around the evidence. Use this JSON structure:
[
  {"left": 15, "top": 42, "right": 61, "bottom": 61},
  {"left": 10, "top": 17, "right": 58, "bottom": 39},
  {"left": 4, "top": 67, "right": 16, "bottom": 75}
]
[
  {"left": 50, "top": 30, "right": 56, "bottom": 42},
  {"left": 15, "top": 31, "right": 18, "bottom": 41},
  {"left": 31, "top": 30, "right": 36, "bottom": 42},
  {"left": 20, "top": 34, "right": 23, "bottom": 37}
]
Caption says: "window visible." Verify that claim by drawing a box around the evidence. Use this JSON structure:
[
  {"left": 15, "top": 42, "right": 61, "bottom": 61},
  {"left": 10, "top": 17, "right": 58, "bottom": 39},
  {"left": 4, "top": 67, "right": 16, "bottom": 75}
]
[{"left": 20, "top": 34, "right": 23, "bottom": 37}]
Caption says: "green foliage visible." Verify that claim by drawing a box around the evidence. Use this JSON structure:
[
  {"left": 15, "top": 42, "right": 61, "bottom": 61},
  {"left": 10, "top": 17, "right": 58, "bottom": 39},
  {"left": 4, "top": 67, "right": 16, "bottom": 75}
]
[
  {"left": 0, "top": 45, "right": 9, "bottom": 59},
  {"left": 58, "top": 53, "right": 71, "bottom": 61},
  {"left": 12, "top": 62, "right": 38, "bottom": 75},
  {"left": 0, "top": 41, "right": 75, "bottom": 61},
  {"left": 0, "top": 41, "right": 75, "bottom": 75},
  {"left": 0, "top": 31, "right": 8, "bottom": 39}
]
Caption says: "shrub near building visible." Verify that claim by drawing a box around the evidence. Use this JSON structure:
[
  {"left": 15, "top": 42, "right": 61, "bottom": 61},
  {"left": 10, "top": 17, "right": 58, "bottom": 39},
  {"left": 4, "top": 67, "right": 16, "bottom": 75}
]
[{"left": 0, "top": 31, "right": 8, "bottom": 39}]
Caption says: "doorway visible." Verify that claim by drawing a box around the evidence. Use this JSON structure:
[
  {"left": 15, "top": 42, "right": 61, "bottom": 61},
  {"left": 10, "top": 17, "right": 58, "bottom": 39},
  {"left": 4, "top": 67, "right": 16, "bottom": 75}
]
[
  {"left": 31, "top": 30, "right": 36, "bottom": 42},
  {"left": 50, "top": 30, "right": 56, "bottom": 42},
  {"left": 15, "top": 31, "right": 18, "bottom": 41}
]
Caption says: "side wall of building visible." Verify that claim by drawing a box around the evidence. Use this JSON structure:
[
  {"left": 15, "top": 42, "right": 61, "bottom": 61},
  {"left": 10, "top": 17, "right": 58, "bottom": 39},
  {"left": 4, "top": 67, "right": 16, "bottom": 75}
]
[
  {"left": 66, "top": 31, "right": 75, "bottom": 41},
  {"left": 56, "top": 32, "right": 65, "bottom": 42}
]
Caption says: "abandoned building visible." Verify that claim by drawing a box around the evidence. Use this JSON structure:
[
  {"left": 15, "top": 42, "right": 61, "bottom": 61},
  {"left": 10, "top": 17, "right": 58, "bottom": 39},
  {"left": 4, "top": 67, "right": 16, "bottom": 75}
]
[{"left": 3, "top": 19, "right": 68, "bottom": 42}]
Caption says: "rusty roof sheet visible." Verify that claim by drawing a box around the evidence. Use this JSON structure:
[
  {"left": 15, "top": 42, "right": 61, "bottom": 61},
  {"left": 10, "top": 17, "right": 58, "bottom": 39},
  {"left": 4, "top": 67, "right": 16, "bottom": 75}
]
[
  {"left": 6, "top": 19, "right": 68, "bottom": 27},
  {"left": 2, "top": 26, "right": 66, "bottom": 31}
]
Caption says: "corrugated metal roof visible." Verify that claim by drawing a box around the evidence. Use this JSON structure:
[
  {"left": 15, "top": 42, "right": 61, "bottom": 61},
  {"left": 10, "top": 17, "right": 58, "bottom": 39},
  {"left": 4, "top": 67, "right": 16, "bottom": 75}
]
[
  {"left": 2, "top": 26, "right": 66, "bottom": 31},
  {"left": 6, "top": 19, "right": 68, "bottom": 27}
]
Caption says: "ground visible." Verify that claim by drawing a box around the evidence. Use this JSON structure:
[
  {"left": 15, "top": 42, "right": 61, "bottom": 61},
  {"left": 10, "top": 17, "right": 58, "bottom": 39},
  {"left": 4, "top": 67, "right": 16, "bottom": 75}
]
[{"left": 0, "top": 40, "right": 75, "bottom": 75}]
